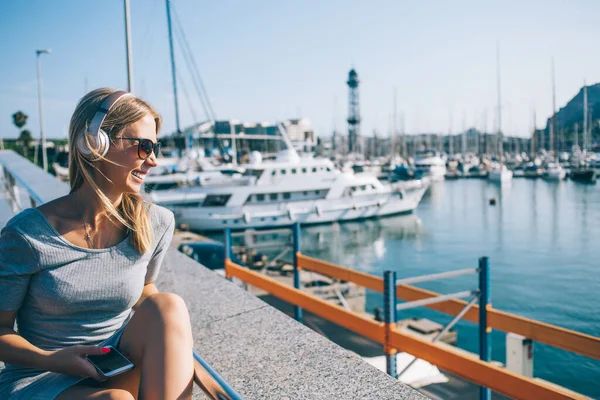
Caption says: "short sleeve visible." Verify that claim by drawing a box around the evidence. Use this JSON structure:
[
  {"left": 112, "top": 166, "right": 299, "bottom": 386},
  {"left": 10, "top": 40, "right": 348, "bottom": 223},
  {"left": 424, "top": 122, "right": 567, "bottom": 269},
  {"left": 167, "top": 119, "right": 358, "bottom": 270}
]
[
  {"left": 0, "top": 227, "right": 40, "bottom": 311},
  {"left": 144, "top": 213, "right": 175, "bottom": 284}
]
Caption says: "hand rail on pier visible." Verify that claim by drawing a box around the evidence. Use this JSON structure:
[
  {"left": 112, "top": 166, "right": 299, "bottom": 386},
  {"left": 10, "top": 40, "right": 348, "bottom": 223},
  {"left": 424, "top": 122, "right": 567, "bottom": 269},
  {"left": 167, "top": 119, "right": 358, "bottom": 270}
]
[
  {"left": 395, "top": 268, "right": 478, "bottom": 285},
  {"left": 224, "top": 259, "right": 585, "bottom": 400},
  {"left": 193, "top": 350, "right": 243, "bottom": 400},
  {"left": 0, "top": 150, "right": 69, "bottom": 206},
  {"left": 395, "top": 290, "right": 476, "bottom": 311},
  {"left": 397, "top": 295, "right": 480, "bottom": 380},
  {"left": 296, "top": 253, "right": 600, "bottom": 361}
]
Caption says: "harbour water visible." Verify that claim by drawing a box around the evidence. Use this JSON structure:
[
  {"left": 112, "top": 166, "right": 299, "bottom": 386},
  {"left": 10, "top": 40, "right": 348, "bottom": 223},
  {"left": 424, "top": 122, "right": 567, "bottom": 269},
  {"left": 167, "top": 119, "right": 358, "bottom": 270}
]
[{"left": 296, "top": 179, "right": 600, "bottom": 398}]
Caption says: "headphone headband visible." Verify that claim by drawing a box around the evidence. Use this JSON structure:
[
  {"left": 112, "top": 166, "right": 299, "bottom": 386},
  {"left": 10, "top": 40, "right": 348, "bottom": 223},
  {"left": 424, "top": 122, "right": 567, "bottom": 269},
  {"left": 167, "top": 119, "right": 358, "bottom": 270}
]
[{"left": 86, "top": 90, "right": 133, "bottom": 137}]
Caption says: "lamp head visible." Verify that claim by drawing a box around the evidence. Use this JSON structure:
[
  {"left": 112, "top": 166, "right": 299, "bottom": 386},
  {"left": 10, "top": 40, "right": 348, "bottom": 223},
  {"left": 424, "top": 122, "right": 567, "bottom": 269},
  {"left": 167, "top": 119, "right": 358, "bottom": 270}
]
[{"left": 36, "top": 49, "right": 52, "bottom": 56}]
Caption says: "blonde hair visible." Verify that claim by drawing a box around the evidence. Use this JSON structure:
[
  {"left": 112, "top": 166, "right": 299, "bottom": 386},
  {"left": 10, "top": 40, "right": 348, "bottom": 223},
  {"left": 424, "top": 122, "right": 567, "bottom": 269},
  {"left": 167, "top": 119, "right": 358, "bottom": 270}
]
[{"left": 68, "top": 88, "right": 162, "bottom": 254}]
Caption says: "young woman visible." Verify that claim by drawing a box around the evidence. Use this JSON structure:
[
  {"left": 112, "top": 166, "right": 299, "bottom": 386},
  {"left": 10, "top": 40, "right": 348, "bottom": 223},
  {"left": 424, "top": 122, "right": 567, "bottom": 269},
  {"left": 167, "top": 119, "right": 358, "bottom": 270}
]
[{"left": 0, "top": 88, "right": 194, "bottom": 399}]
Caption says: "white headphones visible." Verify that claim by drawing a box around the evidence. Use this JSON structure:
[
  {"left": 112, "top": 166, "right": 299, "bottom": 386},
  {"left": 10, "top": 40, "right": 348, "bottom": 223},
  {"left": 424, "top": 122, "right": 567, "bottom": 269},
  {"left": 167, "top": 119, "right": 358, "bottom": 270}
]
[{"left": 77, "top": 90, "right": 134, "bottom": 159}]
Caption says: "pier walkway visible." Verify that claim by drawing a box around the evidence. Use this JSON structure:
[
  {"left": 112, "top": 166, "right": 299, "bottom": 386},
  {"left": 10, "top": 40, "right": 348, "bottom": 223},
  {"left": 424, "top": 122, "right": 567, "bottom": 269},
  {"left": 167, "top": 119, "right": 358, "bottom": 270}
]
[{"left": 0, "top": 149, "right": 424, "bottom": 399}]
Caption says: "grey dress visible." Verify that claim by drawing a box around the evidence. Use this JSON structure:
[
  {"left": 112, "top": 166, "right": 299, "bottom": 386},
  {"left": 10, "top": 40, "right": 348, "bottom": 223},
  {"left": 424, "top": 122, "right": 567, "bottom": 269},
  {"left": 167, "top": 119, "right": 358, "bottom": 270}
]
[{"left": 0, "top": 205, "right": 175, "bottom": 400}]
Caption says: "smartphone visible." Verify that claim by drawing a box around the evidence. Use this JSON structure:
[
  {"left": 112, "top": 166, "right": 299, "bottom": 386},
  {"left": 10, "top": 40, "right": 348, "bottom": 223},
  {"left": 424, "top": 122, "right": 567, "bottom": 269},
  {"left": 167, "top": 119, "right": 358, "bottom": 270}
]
[{"left": 86, "top": 345, "right": 135, "bottom": 378}]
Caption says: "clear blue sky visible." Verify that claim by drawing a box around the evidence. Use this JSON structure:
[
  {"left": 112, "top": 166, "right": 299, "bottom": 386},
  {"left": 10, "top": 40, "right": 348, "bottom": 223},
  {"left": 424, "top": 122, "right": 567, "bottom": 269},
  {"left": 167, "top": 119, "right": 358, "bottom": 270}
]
[{"left": 1, "top": 0, "right": 599, "bottom": 139}]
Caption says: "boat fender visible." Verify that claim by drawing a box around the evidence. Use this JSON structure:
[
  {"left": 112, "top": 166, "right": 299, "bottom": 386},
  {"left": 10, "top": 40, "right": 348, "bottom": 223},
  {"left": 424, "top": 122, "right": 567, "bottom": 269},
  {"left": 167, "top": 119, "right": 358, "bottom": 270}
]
[
  {"left": 244, "top": 211, "right": 252, "bottom": 224},
  {"left": 376, "top": 200, "right": 383, "bottom": 207},
  {"left": 352, "top": 204, "right": 359, "bottom": 210},
  {"left": 288, "top": 207, "right": 295, "bottom": 221}
]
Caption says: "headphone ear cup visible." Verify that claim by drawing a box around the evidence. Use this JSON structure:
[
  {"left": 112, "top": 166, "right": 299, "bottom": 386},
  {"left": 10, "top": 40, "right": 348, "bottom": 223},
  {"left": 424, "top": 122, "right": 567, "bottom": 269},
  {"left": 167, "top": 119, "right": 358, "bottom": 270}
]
[
  {"left": 77, "top": 133, "right": 94, "bottom": 158},
  {"left": 77, "top": 129, "right": 110, "bottom": 159},
  {"left": 96, "top": 129, "right": 110, "bottom": 157}
]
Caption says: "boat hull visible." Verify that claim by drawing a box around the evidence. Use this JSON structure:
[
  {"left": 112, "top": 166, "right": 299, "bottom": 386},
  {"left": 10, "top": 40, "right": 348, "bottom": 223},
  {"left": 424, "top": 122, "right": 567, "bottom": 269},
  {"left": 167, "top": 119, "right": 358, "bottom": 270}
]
[
  {"left": 542, "top": 171, "right": 566, "bottom": 181},
  {"left": 488, "top": 170, "right": 513, "bottom": 183},
  {"left": 570, "top": 169, "right": 597, "bottom": 183},
  {"left": 416, "top": 164, "right": 446, "bottom": 181},
  {"left": 171, "top": 187, "right": 427, "bottom": 232}
]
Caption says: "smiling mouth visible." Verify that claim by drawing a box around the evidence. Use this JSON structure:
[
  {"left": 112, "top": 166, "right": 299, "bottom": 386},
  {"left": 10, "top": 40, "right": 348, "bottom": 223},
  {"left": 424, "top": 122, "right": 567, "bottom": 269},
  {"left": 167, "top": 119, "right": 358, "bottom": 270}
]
[{"left": 131, "top": 170, "right": 147, "bottom": 180}]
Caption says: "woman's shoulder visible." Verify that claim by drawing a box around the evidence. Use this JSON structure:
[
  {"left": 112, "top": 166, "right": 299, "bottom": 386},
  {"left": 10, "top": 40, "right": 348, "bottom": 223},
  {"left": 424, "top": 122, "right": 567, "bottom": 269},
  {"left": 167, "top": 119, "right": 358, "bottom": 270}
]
[
  {"left": 2, "top": 208, "right": 44, "bottom": 236},
  {"left": 1, "top": 209, "right": 43, "bottom": 268},
  {"left": 146, "top": 203, "right": 175, "bottom": 234}
]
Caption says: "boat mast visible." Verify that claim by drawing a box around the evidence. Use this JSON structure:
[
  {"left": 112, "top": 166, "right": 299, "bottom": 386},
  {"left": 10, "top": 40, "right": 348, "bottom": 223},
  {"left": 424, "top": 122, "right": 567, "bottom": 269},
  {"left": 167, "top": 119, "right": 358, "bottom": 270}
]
[
  {"left": 482, "top": 108, "right": 487, "bottom": 156},
  {"left": 393, "top": 88, "right": 398, "bottom": 160},
  {"left": 531, "top": 109, "right": 536, "bottom": 158},
  {"left": 448, "top": 110, "right": 453, "bottom": 155},
  {"left": 165, "top": 0, "right": 183, "bottom": 143},
  {"left": 496, "top": 43, "right": 503, "bottom": 166},
  {"left": 583, "top": 81, "right": 588, "bottom": 152},
  {"left": 461, "top": 110, "right": 467, "bottom": 156},
  {"left": 401, "top": 112, "right": 407, "bottom": 160},
  {"left": 550, "top": 57, "right": 556, "bottom": 156}
]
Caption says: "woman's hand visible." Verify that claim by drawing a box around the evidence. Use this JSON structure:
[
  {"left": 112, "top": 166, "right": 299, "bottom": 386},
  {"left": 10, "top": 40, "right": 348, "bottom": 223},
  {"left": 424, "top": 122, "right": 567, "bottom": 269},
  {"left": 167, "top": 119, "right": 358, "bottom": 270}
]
[{"left": 43, "top": 345, "right": 110, "bottom": 381}]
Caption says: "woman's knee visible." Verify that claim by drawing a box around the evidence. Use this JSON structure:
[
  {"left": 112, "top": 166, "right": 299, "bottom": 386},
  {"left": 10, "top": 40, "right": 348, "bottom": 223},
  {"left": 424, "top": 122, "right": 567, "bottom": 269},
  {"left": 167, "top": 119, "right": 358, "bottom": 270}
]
[
  {"left": 94, "top": 388, "right": 135, "bottom": 400},
  {"left": 141, "top": 292, "right": 191, "bottom": 328}
]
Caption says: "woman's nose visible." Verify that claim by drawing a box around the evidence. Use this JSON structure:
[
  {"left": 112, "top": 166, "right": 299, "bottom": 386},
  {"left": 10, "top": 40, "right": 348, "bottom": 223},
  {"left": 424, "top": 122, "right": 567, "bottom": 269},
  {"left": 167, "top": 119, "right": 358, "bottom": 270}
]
[{"left": 145, "top": 152, "right": 159, "bottom": 167}]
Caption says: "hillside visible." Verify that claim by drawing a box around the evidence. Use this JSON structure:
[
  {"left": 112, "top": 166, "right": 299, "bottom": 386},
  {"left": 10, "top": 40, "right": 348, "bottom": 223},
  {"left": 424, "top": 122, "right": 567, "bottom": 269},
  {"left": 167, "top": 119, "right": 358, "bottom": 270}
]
[{"left": 540, "top": 83, "right": 600, "bottom": 151}]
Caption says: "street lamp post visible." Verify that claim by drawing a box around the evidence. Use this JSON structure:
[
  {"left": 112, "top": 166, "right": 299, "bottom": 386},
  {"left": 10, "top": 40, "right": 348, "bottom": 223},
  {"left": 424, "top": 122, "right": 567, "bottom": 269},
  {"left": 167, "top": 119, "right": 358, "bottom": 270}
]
[
  {"left": 123, "top": 0, "right": 134, "bottom": 92},
  {"left": 36, "top": 49, "right": 51, "bottom": 172}
]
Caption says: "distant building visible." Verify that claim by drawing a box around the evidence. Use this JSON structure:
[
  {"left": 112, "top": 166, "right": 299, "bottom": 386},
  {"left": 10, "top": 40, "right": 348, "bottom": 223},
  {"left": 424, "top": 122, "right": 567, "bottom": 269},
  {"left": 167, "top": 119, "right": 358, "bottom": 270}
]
[
  {"left": 167, "top": 118, "right": 317, "bottom": 159},
  {"left": 281, "top": 118, "right": 316, "bottom": 153}
]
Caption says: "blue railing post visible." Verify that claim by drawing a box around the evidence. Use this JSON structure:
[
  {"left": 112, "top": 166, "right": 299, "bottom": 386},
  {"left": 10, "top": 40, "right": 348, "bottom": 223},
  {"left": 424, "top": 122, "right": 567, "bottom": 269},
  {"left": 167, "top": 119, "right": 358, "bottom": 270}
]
[
  {"left": 383, "top": 270, "right": 397, "bottom": 378},
  {"left": 224, "top": 228, "right": 232, "bottom": 281},
  {"left": 478, "top": 256, "right": 491, "bottom": 400},
  {"left": 293, "top": 222, "right": 303, "bottom": 322}
]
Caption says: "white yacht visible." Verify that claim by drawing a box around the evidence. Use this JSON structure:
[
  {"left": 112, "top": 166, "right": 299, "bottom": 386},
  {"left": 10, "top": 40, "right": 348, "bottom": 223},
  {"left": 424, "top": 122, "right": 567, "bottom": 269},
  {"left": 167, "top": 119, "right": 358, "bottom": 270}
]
[
  {"left": 488, "top": 164, "right": 513, "bottom": 183},
  {"left": 148, "top": 149, "right": 427, "bottom": 232},
  {"left": 542, "top": 162, "right": 566, "bottom": 181},
  {"left": 143, "top": 169, "right": 245, "bottom": 192},
  {"left": 413, "top": 150, "right": 446, "bottom": 181}
]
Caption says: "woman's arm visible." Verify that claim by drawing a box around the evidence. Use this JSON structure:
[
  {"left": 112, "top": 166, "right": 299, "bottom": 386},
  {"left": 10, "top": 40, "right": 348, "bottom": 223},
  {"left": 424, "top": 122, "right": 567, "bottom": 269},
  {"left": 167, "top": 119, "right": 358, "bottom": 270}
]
[
  {"left": 0, "top": 310, "right": 107, "bottom": 379},
  {"left": 0, "top": 311, "right": 50, "bottom": 369}
]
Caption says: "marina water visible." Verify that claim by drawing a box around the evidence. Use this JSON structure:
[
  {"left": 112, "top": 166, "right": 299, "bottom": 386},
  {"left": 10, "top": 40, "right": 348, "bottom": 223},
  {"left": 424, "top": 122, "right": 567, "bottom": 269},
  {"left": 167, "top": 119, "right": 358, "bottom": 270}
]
[{"left": 297, "top": 179, "right": 600, "bottom": 398}]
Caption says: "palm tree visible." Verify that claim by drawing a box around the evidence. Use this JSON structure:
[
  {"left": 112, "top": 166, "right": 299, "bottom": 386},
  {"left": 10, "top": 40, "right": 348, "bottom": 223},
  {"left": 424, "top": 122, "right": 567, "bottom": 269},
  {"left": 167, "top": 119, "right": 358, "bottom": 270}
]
[
  {"left": 12, "top": 111, "right": 31, "bottom": 156},
  {"left": 18, "top": 129, "right": 33, "bottom": 151},
  {"left": 12, "top": 111, "right": 28, "bottom": 130}
]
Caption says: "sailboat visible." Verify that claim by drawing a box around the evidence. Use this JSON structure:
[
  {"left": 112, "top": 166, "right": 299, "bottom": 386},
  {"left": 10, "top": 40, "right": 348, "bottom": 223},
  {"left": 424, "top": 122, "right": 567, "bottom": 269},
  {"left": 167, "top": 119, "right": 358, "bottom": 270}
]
[
  {"left": 488, "top": 44, "right": 513, "bottom": 183},
  {"left": 570, "top": 82, "right": 597, "bottom": 183}
]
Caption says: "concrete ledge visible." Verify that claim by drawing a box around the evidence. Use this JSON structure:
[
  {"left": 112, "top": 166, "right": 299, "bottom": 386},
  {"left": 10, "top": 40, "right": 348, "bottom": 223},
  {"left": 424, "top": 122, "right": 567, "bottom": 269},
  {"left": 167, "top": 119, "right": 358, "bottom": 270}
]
[{"left": 158, "top": 249, "right": 426, "bottom": 399}]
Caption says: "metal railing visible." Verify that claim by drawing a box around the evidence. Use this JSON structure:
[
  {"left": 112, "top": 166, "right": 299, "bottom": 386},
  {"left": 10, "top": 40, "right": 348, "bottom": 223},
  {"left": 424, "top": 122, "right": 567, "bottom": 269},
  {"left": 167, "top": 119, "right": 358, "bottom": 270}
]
[
  {"left": 223, "top": 224, "right": 595, "bottom": 400},
  {"left": 193, "top": 350, "right": 243, "bottom": 400},
  {"left": 0, "top": 150, "right": 243, "bottom": 400}
]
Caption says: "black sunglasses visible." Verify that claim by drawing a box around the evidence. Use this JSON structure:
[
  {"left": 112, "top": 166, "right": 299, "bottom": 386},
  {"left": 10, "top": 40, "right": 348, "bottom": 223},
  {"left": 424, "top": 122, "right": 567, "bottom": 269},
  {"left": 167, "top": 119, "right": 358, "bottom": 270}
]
[{"left": 115, "top": 137, "right": 161, "bottom": 160}]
